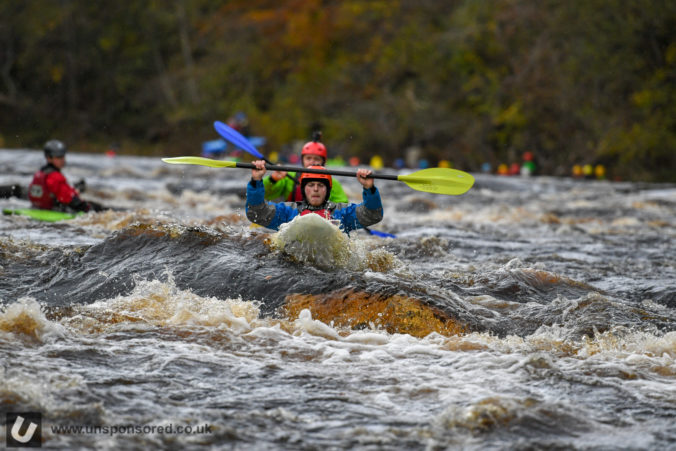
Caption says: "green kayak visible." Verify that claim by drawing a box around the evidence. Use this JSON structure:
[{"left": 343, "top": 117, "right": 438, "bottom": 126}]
[{"left": 2, "top": 208, "right": 84, "bottom": 222}]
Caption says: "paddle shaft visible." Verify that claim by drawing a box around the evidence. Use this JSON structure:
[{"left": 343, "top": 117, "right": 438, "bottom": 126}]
[{"left": 236, "top": 162, "right": 397, "bottom": 180}]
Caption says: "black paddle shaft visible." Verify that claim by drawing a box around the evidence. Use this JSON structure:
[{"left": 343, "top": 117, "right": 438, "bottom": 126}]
[{"left": 235, "top": 162, "right": 399, "bottom": 181}]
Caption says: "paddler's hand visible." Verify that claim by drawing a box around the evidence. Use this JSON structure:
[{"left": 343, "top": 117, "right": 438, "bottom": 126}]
[
  {"left": 270, "top": 171, "right": 287, "bottom": 182},
  {"left": 356, "top": 168, "right": 374, "bottom": 189},
  {"left": 74, "top": 179, "right": 87, "bottom": 193},
  {"left": 251, "top": 160, "right": 267, "bottom": 181}
]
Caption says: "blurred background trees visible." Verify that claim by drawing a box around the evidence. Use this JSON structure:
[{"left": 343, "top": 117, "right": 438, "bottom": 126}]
[{"left": 0, "top": 0, "right": 674, "bottom": 181}]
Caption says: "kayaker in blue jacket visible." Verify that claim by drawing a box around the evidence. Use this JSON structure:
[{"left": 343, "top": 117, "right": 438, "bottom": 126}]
[{"left": 246, "top": 160, "right": 383, "bottom": 232}]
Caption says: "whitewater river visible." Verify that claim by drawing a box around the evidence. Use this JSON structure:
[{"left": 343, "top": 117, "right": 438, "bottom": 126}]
[{"left": 1, "top": 149, "right": 675, "bottom": 449}]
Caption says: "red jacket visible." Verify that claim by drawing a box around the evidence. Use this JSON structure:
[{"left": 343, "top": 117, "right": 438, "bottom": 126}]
[
  {"left": 299, "top": 208, "right": 332, "bottom": 219},
  {"left": 287, "top": 183, "right": 302, "bottom": 202},
  {"left": 28, "top": 165, "right": 79, "bottom": 210}
]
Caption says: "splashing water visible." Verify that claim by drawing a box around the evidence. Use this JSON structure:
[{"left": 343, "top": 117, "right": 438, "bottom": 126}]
[{"left": 268, "top": 214, "right": 394, "bottom": 271}]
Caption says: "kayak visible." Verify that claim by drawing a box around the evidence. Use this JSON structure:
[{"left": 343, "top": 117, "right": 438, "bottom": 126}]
[{"left": 2, "top": 208, "right": 83, "bottom": 222}]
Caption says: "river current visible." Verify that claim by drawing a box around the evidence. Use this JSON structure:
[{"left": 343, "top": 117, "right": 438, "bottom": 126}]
[{"left": 1, "top": 149, "right": 675, "bottom": 450}]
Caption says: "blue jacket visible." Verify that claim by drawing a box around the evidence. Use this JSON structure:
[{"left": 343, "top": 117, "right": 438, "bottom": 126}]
[{"left": 246, "top": 179, "right": 383, "bottom": 232}]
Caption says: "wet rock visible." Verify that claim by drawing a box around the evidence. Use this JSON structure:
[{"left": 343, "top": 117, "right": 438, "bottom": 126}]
[{"left": 282, "top": 288, "right": 467, "bottom": 338}]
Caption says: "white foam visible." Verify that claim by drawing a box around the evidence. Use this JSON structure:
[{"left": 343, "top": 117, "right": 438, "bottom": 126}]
[
  {"left": 269, "top": 214, "right": 397, "bottom": 271},
  {"left": 0, "top": 298, "right": 68, "bottom": 343},
  {"left": 293, "top": 308, "right": 341, "bottom": 340}
]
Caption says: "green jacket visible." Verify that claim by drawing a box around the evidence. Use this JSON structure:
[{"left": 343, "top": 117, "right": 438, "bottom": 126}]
[{"left": 262, "top": 172, "right": 349, "bottom": 203}]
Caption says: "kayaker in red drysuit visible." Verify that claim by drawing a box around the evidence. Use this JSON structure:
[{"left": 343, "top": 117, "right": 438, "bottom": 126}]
[
  {"left": 246, "top": 160, "right": 382, "bottom": 233},
  {"left": 28, "top": 140, "right": 103, "bottom": 212}
]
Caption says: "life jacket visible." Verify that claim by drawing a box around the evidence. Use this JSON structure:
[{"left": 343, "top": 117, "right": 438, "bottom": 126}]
[
  {"left": 300, "top": 208, "right": 331, "bottom": 219},
  {"left": 28, "top": 166, "right": 57, "bottom": 209},
  {"left": 297, "top": 201, "right": 336, "bottom": 220},
  {"left": 28, "top": 165, "right": 78, "bottom": 210},
  {"left": 286, "top": 182, "right": 302, "bottom": 202}
]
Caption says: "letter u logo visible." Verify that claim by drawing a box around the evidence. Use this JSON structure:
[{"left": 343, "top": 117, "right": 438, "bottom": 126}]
[{"left": 11, "top": 416, "right": 38, "bottom": 443}]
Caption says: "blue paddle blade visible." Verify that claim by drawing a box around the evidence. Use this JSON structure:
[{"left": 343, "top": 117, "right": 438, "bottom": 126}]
[
  {"left": 366, "top": 228, "right": 396, "bottom": 238},
  {"left": 214, "top": 120, "right": 264, "bottom": 159}
]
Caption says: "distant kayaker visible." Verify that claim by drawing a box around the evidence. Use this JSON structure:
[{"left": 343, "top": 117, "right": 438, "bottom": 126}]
[
  {"left": 28, "top": 140, "right": 104, "bottom": 212},
  {"left": 262, "top": 132, "right": 349, "bottom": 203},
  {"left": 246, "top": 160, "right": 383, "bottom": 233}
]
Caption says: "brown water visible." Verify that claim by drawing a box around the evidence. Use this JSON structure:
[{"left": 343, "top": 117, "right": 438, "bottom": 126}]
[{"left": 1, "top": 149, "right": 675, "bottom": 449}]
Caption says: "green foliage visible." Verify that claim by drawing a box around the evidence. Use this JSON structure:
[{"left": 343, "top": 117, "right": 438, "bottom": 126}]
[{"left": 0, "top": 0, "right": 674, "bottom": 181}]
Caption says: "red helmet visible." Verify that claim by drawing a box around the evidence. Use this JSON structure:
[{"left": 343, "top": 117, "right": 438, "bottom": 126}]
[
  {"left": 300, "top": 166, "right": 332, "bottom": 200},
  {"left": 301, "top": 141, "right": 327, "bottom": 160}
]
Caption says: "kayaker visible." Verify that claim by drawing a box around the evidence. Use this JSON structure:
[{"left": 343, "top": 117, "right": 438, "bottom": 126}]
[
  {"left": 28, "top": 140, "right": 104, "bottom": 212},
  {"left": 246, "top": 160, "right": 383, "bottom": 233},
  {"left": 262, "top": 132, "right": 349, "bottom": 203}
]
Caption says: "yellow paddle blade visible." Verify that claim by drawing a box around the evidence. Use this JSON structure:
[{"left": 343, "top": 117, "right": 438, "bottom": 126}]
[
  {"left": 162, "top": 157, "right": 237, "bottom": 168},
  {"left": 398, "top": 168, "right": 474, "bottom": 195}
]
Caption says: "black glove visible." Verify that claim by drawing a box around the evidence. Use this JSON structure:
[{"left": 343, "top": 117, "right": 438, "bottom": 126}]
[
  {"left": 74, "top": 179, "right": 87, "bottom": 193},
  {"left": 88, "top": 201, "right": 105, "bottom": 212},
  {"left": 69, "top": 194, "right": 107, "bottom": 212}
]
